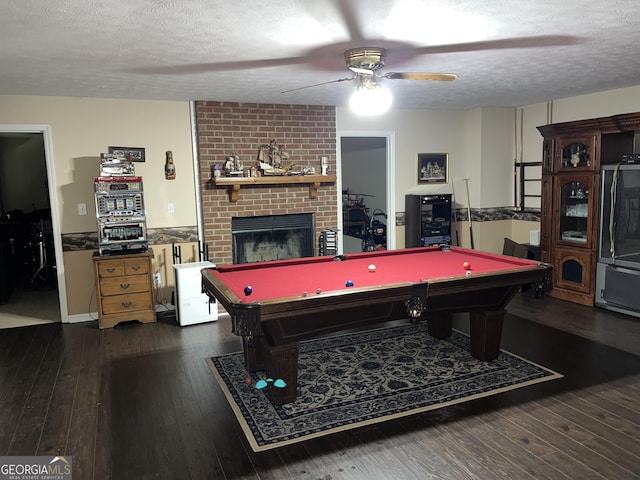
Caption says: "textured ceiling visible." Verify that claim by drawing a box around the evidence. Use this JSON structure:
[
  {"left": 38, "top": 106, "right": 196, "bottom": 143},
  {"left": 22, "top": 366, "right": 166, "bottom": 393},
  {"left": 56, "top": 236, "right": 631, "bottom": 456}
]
[{"left": 1, "top": 0, "right": 639, "bottom": 110}]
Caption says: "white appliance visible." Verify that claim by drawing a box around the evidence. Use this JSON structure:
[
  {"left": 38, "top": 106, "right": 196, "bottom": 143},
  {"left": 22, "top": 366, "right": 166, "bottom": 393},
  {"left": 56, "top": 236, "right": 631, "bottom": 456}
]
[{"left": 173, "top": 261, "right": 218, "bottom": 326}]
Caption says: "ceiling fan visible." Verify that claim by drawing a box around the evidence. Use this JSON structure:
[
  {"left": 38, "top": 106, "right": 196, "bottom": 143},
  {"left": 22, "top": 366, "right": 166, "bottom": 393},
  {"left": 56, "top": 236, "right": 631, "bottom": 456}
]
[
  {"left": 281, "top": 46, "right": 459, "bottom": 115},
  {"left": 282, "top": 46, "right": 457, "bottom": 93}
]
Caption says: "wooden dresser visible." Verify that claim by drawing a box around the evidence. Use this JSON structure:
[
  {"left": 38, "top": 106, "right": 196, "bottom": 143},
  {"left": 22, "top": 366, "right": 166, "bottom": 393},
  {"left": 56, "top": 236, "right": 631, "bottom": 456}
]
[{"left": 92, "top": 249, "right": 156, "bottom": 329}]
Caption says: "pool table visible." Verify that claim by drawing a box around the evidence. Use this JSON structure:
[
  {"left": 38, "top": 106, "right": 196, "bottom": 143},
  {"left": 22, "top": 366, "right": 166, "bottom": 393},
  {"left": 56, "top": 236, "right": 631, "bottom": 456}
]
[{"left": 201, "top": 246, "right": 552, "bottom": 404}]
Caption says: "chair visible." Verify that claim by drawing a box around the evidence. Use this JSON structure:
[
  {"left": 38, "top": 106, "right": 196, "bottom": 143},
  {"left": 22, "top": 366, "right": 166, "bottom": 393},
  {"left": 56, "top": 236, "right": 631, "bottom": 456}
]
[{"left": 502, "top": 237, "right": 529, "bottom": 259}]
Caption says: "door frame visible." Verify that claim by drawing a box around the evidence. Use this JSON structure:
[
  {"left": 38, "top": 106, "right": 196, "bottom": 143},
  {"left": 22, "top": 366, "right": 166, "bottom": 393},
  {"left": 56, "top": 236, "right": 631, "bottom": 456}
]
[
  {"left": 337, "top": 130, "right": 396, "bottom": 253},
  {"left": 0, "top": 124, "right": 68, "bottom": 322}
]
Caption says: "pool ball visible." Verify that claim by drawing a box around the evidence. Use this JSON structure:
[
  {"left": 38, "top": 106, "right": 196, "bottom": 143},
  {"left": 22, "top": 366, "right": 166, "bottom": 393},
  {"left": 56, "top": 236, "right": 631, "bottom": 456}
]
[
  {"left": 243, "top": 285, "right": 253, "bottom": 296},
  {"left": 316, "top": 288, "right": 322, "bottom": 294},
  {"left": 368, "top": 264, "right": 376, "bottom": 273},
  {"left": 345, "top": 280, "right": 354, "bottom": 287},
  {"left": 463, "top": 262, "right": 471, "bottom": 270}
]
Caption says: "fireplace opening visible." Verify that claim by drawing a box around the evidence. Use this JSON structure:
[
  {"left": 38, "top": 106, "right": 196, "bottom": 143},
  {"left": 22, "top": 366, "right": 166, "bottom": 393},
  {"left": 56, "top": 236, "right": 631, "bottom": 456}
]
[{"left": 232, "top": 213, "right": 315, "bottom": 264}]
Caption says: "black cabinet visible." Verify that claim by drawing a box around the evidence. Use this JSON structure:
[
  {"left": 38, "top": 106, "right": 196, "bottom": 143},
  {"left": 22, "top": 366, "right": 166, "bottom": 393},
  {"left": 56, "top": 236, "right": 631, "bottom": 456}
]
[{"left": 405, "top": 194, "right": 452, "bottom": 248}]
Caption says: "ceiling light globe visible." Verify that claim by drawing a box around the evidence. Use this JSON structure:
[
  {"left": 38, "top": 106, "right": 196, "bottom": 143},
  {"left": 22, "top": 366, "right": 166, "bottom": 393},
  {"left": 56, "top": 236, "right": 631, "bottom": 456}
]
[{"left": 349, "top": 84, "right": 392, "bottom": 116}]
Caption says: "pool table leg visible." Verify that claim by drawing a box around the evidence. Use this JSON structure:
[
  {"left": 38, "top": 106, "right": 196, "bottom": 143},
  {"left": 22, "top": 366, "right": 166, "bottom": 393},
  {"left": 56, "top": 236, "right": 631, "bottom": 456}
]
[
  {"left": 469, "top": 310, "right": 505, "bottom": 361},
  {"left": 242, "top": 335, "right": 270, "bottom": 371},
  {"left": 265, "top": 342, "right": 299, "bottom": 405},
  {"left": 426, "top": 312, "right": 453, "bottom": 339}
]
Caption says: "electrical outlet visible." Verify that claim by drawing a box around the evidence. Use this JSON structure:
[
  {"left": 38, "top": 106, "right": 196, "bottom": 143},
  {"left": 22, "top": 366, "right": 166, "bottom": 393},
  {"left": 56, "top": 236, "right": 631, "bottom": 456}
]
[{"left": 153, "top": 273, "right": 161, "bottom": 286}]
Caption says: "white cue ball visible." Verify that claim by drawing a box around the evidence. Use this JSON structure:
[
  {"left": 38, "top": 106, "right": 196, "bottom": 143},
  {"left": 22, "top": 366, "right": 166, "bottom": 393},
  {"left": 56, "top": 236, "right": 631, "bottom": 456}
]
[{"left": 368, "top": 264, "right": 376, "bottom": 273}]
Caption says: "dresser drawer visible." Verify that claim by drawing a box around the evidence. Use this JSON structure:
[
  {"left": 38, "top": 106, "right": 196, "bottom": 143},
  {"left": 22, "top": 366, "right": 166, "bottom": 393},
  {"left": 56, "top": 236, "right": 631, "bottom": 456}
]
[
  {"left": 101, "top": 292, "right": 153, "bottom": 315},
  {"left": 98, "top": 258, "right": 150, "bottom": 277},
  {"left": 124, "top": 258, "right": 149, "bottom": 275},
  {"left": 99, "top": 275, "right": 150, "bottom": 296},
  {"left": 97, "top": 259, "right": 125, "bottom": 277}
]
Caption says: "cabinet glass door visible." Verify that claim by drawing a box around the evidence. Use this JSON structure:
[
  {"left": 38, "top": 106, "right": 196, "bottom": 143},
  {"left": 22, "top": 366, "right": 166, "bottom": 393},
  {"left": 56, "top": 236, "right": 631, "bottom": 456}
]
[
  {"left": 555, "top": 134, "right": 597, "bottom": 171},
  {"left": 558, "top": 176, "right": 593, "bottom": 248},
  {"left": 561, "top": 142, "right": 590, "bottom": 168}
]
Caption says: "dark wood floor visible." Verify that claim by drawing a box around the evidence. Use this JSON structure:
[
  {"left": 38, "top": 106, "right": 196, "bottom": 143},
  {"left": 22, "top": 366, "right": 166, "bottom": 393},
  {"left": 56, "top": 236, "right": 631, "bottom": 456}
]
[{"left": 1, "top": 291, "right": 639, "bottom": 480}]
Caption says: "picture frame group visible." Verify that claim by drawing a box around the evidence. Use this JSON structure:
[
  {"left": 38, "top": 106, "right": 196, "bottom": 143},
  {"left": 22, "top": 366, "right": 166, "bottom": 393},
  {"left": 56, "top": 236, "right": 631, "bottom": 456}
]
[{"left": 417, "top": 153, "right": 448, "bottom": 184}]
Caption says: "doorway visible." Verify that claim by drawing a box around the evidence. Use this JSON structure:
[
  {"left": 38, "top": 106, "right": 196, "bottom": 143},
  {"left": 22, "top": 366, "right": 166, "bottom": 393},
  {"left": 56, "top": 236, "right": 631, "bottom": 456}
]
[
  {"left": 338, "top": 131, "right": 395, "bottom": 254},
  {"left": 0, "top": 126, "right": 65, "bottom": 328}
]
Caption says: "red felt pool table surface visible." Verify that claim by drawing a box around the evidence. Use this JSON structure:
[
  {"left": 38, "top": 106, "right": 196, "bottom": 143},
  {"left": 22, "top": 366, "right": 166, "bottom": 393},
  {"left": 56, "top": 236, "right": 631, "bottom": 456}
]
[{"left": 205, "top": 246, "right": 540, "bottom": 303}]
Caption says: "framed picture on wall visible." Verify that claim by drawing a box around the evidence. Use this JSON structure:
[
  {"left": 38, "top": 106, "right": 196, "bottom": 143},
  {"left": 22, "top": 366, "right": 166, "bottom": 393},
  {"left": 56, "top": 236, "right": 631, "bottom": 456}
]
[
  {"left": 108, "top": 146, "right": 146, "bottom": 162},
  {"left": 417, "top": 153, "right": 448, "bottom": 184}
]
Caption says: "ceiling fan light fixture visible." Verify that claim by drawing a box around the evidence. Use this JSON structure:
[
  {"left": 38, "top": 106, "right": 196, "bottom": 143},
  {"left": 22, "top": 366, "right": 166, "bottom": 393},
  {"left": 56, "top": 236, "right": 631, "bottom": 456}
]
[{"left": 349, "top": 77, "right": 392, "bottom": 116}]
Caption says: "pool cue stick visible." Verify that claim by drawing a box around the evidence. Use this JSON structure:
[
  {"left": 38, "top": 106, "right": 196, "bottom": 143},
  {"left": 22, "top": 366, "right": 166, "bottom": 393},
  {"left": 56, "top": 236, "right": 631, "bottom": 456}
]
[
  {"left": 513, "top": 108, "right": 518, "bottom": 209},
  {"left": 464, "top": 178, "right": 474, "bottom": 249},
  {"left": 451, "top": 180, "right": 460, "bottom": 246}
]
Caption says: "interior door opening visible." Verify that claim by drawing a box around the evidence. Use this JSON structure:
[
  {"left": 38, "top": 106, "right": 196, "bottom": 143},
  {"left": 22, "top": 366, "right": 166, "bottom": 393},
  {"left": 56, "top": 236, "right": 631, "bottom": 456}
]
[
  {"left": 338, "top": 133, "right": 395, "bottom": 255},
  {"left": 0, "top": 128, "right": 64, "bottom": 327}
]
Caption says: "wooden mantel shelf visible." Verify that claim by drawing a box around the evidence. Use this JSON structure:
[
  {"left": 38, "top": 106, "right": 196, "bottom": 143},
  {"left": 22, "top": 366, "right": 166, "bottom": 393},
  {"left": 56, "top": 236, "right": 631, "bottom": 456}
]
[{"left": 214, "top": 174, "right": 337, "bottom": 202}]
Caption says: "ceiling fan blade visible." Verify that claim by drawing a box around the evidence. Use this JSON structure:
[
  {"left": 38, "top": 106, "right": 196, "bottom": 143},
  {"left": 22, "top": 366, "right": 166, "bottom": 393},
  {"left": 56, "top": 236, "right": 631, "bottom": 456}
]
[
  {"left": 332, "top": 0, "right": 365, "bottom": 42},
  {"left": 282, "top": 76, "right": 355, "bottom": 93},
  {"left": 406, "top": 35, "right": 580, "bottom": 56},
  {"left": 383, "top": 72, "right": 458, "bottom": 81},
  {"left": 130, "top": 56, "right": 310, "bottom": 75}
]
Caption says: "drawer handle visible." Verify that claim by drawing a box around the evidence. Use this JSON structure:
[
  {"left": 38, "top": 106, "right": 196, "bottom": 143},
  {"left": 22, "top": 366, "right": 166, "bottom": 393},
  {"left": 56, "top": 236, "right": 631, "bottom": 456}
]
[
  {"left": 131, "top": 265, "right": 141, "bottom": 271},
  {"left": 120, "top": 283, "right": 130, "bottom": 289},
  {"left": 106, "top": 267, "right": 116, "bottom": 273},
  {"left": 121, "top": 301, "right": 132, "bottom": 308}
]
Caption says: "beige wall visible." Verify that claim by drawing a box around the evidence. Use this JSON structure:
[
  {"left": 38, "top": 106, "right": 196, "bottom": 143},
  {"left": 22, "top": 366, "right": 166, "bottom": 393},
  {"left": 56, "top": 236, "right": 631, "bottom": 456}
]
[
  {"left": 0, "top": 95, "right": 198, "bottom": 320},
  {"left": 0, "top": 96, "right": 198, "bottom": 233},
  {"left": 520, "top": 85, "right": 640, "bottom": 164},
  {"left": 337, "top": 106, "right": 517, "bottom": 252}
]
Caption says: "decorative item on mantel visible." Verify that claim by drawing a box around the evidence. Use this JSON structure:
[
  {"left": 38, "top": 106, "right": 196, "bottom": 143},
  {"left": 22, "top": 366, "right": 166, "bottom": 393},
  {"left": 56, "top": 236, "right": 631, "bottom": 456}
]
[
  {"left": 257, "top": 139, "right": 288, "bottom": 176},
  {"left": 224, "top": 154, "right": 244, "bottom": 177},
  {"left": 255, "top": 139, "right": 317, "bottom": 176},
  {"left": 321, "top": 156, "right": 329, "bottom": 175}
]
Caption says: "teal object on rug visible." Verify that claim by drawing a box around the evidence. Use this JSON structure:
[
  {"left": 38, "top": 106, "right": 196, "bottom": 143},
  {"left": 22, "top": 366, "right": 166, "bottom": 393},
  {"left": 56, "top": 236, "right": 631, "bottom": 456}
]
[{"left": 208, "top": 322, "right": 562, "bottom": 452}]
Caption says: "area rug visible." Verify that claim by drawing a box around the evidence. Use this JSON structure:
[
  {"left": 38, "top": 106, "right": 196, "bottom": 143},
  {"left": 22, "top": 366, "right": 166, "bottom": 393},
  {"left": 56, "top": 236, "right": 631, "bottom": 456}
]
[{"left": 207, "top": 322, "right": 562, "bottom": 452}]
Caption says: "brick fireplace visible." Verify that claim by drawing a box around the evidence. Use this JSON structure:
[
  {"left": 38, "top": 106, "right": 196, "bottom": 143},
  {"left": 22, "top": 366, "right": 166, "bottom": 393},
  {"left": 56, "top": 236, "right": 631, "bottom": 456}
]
[{"left": 195, "top": 101, "right": 339, "bottom": 265}]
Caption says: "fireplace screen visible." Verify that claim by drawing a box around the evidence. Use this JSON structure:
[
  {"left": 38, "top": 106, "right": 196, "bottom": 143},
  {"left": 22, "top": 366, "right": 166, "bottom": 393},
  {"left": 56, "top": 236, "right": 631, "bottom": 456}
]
[{"left": 232, "top": 213, "right": 315, "bottom": 264}]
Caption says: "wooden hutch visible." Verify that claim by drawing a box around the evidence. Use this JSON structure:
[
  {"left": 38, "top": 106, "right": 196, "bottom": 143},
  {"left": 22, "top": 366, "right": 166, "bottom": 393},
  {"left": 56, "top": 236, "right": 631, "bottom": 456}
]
[{"left": 537, "top": 111, "right": 640, "bottom": 306}]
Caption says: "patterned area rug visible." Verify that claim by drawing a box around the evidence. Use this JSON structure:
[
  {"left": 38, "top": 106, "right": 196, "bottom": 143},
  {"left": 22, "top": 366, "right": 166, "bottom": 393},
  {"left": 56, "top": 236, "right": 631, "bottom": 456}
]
[{"left": 208, "top": 322, "right": 562, "bottom": 452}]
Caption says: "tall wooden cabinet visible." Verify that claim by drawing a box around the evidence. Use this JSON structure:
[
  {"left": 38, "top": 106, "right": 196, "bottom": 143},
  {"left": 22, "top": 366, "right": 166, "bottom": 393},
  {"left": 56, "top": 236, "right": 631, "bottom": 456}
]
[{"left": 537, "top": 112, "right": 640, "bottom": 306}]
